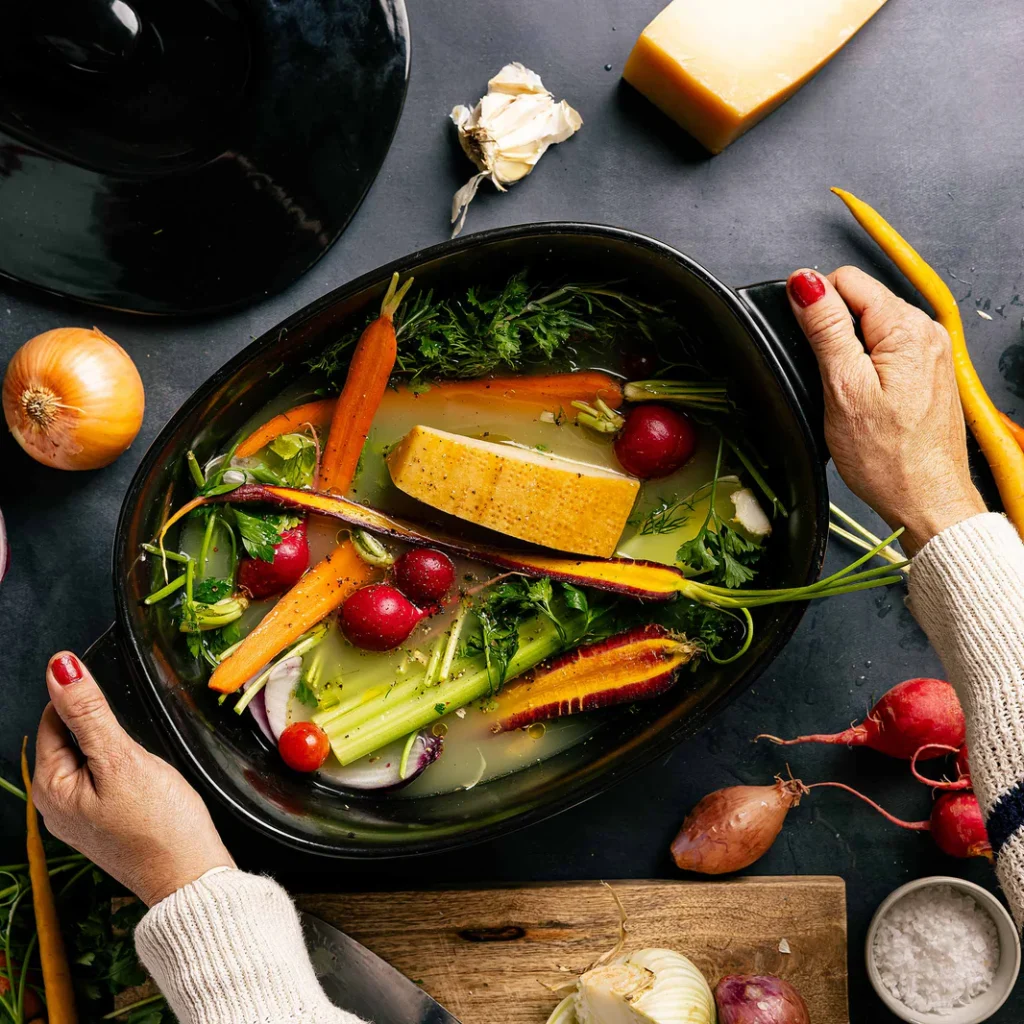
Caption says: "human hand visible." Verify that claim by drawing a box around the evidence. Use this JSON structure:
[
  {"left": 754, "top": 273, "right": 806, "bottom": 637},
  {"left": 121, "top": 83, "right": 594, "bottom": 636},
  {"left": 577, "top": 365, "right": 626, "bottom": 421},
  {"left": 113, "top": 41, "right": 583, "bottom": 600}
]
[
  {"left": 32, "top": 651, "right": 234, "bottom": 906},
  {"left": 787, "top": 266, "right": 987, "bottom": 556}
]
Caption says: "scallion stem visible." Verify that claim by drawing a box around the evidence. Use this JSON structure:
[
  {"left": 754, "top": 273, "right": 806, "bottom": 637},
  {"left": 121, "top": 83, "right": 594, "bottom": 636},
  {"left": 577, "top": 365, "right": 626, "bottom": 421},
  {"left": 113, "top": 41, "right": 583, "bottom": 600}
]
[
  {"left": 141, "top": 543, "right": 190, "bottom": 563},
  {"left": 233, "top": 624, "right": 328, "bottom": 715},
  {"left": 187, "top": 450, "right": 206, "bottom": 489},
  {"left": 144, "top": 573, "right": 186, "bottom": 605}
]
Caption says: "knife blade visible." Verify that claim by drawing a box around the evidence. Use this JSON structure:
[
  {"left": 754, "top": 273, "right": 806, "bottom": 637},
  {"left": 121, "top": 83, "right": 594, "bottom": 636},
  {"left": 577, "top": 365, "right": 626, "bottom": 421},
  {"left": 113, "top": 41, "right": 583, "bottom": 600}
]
[{"left": 300, "top": 911, "right": 463, "bottom": 1024}]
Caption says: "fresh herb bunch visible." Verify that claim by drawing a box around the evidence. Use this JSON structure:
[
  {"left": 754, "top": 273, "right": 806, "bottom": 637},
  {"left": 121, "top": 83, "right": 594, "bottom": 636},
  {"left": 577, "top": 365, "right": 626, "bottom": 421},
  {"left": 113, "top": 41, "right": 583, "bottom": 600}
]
[
  {"left": 466, "top": 577, "right": 613, "bottom": 692},
  {"left": 307, "top": 273, "right": 673, "bottom": 386},
  {"left": 676, "top": 439, "right": 766, "bottom": 589}
]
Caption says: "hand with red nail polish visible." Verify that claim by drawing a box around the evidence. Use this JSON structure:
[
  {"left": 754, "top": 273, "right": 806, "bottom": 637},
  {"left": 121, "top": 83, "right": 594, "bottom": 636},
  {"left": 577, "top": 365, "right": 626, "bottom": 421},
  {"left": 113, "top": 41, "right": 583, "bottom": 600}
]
[
  {"left": 787, "top": 265, "right": 986, "bottom": 555},
  {"left": 31, "top": 651, "right": 234, "bottom": 906}
]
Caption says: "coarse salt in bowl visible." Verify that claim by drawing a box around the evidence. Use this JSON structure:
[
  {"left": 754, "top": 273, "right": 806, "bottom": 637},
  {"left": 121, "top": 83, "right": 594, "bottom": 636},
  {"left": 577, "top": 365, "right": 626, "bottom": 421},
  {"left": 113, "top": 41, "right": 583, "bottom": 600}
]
[{"left": 866, "top": 877, "right": 1020, "bottom": 1023}]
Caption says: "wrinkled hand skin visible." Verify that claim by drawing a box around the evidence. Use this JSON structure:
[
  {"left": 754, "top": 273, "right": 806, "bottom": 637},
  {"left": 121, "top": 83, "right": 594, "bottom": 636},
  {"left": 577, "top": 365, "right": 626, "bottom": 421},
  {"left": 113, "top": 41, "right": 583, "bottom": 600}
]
[
  {"left": 787, "top": 265, "right": 987, "bottom": 557},
  {"left": 33, "top": 653, "right": 234, "bottom": 907}
]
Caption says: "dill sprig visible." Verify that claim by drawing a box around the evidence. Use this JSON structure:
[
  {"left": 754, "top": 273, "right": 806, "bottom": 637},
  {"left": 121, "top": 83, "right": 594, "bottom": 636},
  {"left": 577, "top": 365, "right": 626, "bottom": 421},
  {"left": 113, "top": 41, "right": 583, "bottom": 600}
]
[{"left": 306, "top": 273, "right": 671, "bottom": 385}]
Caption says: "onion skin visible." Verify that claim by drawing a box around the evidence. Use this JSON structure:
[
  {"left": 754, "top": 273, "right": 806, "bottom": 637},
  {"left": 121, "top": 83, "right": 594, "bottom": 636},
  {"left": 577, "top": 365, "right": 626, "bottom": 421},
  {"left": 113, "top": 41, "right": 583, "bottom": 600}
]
[
  {"left": 715, "top": 975, "right": 810, "bottom": 1024},
  {"left": 671, "top": 779, "right": 806, "bottom": 875},
  {"left": 3, "top": 327, "right": 145, "bottom": 470}
]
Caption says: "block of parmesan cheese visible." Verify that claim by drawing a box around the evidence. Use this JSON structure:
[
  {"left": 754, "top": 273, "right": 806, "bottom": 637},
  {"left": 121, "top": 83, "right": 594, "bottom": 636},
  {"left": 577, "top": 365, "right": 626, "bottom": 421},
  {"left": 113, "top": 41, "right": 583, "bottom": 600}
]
[
  {"left": 386, "top": 425, "right": 639, "bottom": 557},
  {"left": 623, "top": 0, "right": 888, "bottom": 154}
]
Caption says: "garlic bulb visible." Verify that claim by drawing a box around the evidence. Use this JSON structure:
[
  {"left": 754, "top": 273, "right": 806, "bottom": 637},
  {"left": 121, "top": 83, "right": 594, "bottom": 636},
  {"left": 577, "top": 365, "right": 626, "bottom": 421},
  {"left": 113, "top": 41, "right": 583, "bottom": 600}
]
[
  {"left": 547, "top": 948, "right": 716, "bottom": 1024},
  {"left": 450, "top": 62, "right": 582, "bottom": 236}
]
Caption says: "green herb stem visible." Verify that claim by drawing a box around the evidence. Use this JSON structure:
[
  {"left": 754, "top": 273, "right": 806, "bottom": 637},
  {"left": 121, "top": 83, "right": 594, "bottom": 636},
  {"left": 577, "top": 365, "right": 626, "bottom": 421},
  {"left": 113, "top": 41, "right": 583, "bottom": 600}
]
[
  {"left": 233, "top": 624, "right": 328, "bottom": 715},
  {"left": 141, "top": 543, "right": 190, "bottom": 564},
  {"left": 102, "top": 994, "right": 167, "bottom": 1020},
  {"left": 186, "top": 451, "right": 206, "bottom": 489},
  {"left": 0, "top": 777, "right": 26, "bottom": 802},
  {"left": 143, "top": 573, "right": 186, "bottom": 605},
  {"left": 623, "top": 379, "right": 730, "bottom": 412}
]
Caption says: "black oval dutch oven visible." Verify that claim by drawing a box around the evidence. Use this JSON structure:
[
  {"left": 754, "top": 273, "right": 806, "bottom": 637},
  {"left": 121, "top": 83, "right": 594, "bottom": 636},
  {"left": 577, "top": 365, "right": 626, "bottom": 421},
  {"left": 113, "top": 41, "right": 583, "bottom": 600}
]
[{"left": 88, "top": 223, "right": 828, "bottom": 858}]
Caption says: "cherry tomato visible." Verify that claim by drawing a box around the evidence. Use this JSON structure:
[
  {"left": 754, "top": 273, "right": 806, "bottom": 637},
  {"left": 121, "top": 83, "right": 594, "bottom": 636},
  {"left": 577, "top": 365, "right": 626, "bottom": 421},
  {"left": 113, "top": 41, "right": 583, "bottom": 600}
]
[{"left": 278, "top": 721, "right": 330, "bottom": 772}]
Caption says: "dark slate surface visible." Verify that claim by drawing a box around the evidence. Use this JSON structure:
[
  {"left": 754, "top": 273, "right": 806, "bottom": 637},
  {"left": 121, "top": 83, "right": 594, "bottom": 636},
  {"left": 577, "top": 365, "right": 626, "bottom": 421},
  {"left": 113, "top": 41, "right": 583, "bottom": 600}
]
[{"left": 3, "top": 0, "right": 1024, "bottom": 1019}]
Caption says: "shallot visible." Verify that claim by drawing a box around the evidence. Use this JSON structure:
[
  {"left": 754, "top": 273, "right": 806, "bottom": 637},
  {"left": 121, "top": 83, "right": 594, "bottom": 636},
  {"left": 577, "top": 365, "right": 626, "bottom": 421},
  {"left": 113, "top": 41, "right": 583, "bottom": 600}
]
[
  {"left": 671, "top": 778, "right": 807, "bottom": 875},
  {"left": 715, "top": 975, "right": 810, "bottom": 1024},
  {"left": 756, "top": 678, "right": 965, "bottom": 760}
]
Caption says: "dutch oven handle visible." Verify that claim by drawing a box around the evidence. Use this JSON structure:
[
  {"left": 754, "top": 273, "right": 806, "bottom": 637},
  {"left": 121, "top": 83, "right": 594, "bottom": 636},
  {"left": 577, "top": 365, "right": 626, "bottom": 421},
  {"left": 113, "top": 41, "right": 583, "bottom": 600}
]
[
  {"left": 736, "top": 280, "right": 827, "bottom": 460},
  {"left": 85, "top": 624, "right": 171, "bottom": 757}
]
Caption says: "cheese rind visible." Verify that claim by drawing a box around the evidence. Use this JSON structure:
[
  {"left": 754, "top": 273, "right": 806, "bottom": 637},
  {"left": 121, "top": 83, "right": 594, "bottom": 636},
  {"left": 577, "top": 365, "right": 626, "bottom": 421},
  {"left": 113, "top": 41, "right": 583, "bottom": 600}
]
[
  {"left": 386, "top": 425, "right": 639, "bottom": 558},
  {"left": 623, "top": 0, "right": 887, "bottom": 153}
]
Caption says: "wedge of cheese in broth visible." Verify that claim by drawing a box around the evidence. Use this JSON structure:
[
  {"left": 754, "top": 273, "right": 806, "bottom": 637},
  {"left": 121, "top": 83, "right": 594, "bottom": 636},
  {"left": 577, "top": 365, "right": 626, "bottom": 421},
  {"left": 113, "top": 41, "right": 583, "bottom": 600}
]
[{"left": 386, "top": 425, "right": 640, "bottom": 557}]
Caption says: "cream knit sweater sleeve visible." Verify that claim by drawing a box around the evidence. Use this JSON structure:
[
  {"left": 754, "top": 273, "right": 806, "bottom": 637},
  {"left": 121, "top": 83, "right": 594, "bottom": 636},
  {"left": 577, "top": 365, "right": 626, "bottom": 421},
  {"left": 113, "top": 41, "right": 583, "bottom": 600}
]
[
  {"left": 909, "top": 512, "right": 1024, "bottom": 929},
  {"left": 134, "top": 868, "right": 365, "bottom": 1024}
]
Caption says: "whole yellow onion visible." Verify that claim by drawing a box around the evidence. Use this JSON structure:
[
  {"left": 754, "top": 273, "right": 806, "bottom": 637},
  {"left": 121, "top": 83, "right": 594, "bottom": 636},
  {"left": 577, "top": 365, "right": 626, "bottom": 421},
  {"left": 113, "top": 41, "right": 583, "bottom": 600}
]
[{"left": 3, "top": 327, "right": 145, "bottom": 470}]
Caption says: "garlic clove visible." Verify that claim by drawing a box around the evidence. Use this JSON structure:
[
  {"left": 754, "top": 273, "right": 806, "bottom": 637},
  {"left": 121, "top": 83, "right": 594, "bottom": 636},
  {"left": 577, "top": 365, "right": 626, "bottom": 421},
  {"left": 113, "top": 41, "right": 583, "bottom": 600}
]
[
  {"left": 449, "top": 62, "right": 582, "bottom": 236},
  {"left": 730, "top": 487, "right": 772, "bottom": 538}
]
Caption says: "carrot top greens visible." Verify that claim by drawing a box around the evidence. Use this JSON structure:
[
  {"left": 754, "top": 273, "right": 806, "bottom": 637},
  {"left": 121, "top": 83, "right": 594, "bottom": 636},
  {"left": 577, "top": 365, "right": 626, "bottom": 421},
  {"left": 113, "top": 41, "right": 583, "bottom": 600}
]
[{"left": 307, "top": 272, "right": 687, "bottom": 385}]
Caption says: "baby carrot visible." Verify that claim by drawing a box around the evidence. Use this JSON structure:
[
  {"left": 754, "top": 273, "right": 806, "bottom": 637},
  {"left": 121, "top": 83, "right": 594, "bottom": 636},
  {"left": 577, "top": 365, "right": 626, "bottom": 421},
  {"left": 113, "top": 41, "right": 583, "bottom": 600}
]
[
  {"left": 832, "top": 188, "right": 1024, "bottom": 534},
  {"left": 208, "top": 540, "right": 377, "bottom": 694},
  {"left": 21, "top": 739, "right": 77, "bottom": 1024},
  {"left": 235, "top": 399, "right": 335, "bottom": 458},
  {"left": 233, "top": 371, "right": 623, "bottom": 459},
  {"left": 317, "top": 273, "right": 413, "bottom": 494}
]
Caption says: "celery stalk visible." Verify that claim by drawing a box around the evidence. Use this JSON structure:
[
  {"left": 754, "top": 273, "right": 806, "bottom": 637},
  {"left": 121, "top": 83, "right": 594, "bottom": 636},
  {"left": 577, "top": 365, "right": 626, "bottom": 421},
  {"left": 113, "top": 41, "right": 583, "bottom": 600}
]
[{"left": 321, "top": 607, "right": 589, "bottom": 765}]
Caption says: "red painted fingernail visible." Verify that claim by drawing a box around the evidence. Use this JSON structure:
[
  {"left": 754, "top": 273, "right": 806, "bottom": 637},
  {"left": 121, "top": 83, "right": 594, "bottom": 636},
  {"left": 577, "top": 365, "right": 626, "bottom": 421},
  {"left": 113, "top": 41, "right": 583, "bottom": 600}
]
[
  {"left": 789, "top": 271, "right": 826, "bottom": 308},
  {"left": 51, "top": 654, "right": 83, "bottom": 687}
]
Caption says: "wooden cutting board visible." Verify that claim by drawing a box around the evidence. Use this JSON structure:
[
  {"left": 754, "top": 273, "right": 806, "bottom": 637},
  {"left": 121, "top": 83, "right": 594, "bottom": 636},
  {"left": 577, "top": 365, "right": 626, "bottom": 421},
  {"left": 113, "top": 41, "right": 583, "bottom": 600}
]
[{"left": 296, "top": 876, "right": 848, "bottom": 1023}]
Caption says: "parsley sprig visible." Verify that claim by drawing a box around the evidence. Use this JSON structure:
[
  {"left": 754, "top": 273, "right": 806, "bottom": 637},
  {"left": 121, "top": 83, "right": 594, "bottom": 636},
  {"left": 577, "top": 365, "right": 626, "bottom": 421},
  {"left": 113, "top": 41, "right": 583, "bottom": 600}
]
[{"left": 676, "top": 438, "right": 765, "bottom": 589}]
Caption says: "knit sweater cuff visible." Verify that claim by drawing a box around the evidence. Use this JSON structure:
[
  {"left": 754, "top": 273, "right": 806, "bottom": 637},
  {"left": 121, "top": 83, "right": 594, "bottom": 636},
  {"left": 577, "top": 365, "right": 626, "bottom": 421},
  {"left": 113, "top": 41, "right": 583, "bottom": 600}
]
[
  {"left": 134, "top": 869, "right": 363, "bottom": 1024},
  {"left": 909, "top": 512, "right": 1024, "bottom": 924}
]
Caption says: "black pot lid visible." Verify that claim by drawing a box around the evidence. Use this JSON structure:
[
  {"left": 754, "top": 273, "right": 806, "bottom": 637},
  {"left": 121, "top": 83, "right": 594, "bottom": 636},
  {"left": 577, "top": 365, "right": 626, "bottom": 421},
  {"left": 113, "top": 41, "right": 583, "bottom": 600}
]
[{"left": 0, "top": 0, "right": 409, "bottom": 315}]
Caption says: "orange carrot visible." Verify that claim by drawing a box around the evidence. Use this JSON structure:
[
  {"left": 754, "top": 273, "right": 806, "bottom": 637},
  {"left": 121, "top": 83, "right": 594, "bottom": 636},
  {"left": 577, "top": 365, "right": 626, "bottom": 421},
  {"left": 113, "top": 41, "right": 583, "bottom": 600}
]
[
  {"left": 234, "top": 371, "right": 623, "bottom": 459},
  {"left": 998, "top": 411, "right": 1024, "bottom": 453},
  {"left": 236, "top": 399, "right": 335, "bottom": 458},
  {"left": 317, "top": 273, "right": 413, "bottom": 493},
  {"left": 21, "top": 739, "right": 77, "bottom": 1024},
  {"left": 235, "top": 371, "right": 622, "bottom": 461},
  {"left": 208, "top": 540, "right": 377, "bottom": 694}
]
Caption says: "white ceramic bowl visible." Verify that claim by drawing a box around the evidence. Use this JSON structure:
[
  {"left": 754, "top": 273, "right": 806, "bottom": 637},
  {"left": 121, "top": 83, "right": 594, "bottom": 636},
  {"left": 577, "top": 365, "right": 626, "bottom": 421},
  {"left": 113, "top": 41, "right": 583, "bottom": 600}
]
[{"left": 866, "top": 876, "right": 1021, "bottom": 1024}]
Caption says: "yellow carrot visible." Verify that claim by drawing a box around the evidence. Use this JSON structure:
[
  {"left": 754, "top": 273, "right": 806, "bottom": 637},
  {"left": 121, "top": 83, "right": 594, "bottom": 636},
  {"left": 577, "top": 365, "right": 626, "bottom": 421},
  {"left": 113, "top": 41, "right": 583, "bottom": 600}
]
[
  {"left": 832, "top": 188, "right": 1024, "bottom": 534},
  {"left": 21, "top": 739, "right": 77, "bottom": 1024},
  {"left": 208, "top": 540, "right": 376, "bottom": 694}
]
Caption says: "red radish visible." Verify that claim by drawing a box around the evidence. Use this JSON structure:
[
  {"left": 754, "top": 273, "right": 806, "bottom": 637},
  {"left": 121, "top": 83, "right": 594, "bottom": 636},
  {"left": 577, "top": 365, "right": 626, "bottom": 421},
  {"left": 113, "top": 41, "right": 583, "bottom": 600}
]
[
  {"left": 756, "top": 678, "right": 965, "bottom": 760},
  {"left": 237, "top": 520, "right": 310, "bottom": 599},
  {"left": 394, "top": 548, "right": 455, "bottom": 605},
  {"left": 910, "top": 743, "right": 971, "bottom": 791},
  {"left": 810, "top": 782, "right": 993, "bottom": 861},
  {"left": 340, "top": 583, "right": 428, "bottom": 651},
  {"left": 613, "top": 404, "right": 697, "bottom": 479},
  {"left": 278, "top": 721, "right": 330, "bottom": 772},
  {"left": 956, "top": 742, "right": 971, "bottom": 781},
  {"left": 671, "top": 778, "right": 808, "bottom": 874}
]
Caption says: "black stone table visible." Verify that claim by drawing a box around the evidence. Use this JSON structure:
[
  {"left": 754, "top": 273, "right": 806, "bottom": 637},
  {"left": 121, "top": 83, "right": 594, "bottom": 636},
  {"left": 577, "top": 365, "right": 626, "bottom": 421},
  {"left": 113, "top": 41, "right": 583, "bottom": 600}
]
[{"left": 2, "top": 0, "right": 1023, "bottom": 1019}]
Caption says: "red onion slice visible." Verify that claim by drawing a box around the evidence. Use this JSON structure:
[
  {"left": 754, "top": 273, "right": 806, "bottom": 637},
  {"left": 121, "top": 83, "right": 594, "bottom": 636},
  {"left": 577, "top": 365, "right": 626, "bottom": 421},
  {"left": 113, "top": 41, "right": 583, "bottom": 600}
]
[
  {"left": 332, "top": 731, "right": 443, "bottom": 791},
  {"left": 0, "top": 507, "right": 8, "bottom": 584}
]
